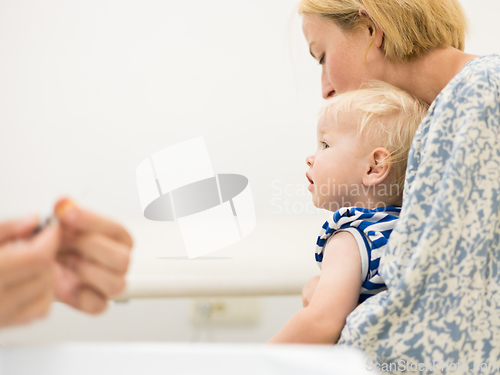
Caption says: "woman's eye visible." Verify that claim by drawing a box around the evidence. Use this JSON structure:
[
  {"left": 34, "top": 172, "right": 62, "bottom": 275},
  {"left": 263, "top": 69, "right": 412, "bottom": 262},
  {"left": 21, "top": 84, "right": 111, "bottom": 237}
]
[{"left": 319, "top": 54, "right": 325, "bottom": 65}]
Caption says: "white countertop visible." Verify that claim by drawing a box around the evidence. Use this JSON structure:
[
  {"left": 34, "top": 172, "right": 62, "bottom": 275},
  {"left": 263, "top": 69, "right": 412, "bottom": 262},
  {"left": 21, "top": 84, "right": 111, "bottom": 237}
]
[
  {"left": 0, "top": 343, "right": 375, "bottom": 375},
  {"left": 119, "top": 216, "right": 325, "bottom": 299}
]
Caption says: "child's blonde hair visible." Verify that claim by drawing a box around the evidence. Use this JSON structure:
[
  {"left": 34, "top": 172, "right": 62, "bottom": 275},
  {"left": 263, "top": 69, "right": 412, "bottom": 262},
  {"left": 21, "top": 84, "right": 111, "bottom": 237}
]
[
  {"left": 320, "top": 81, "right": 429, "bottom": 198},
  {"left": 298, "top": 0, "right": 468, "bottom": 62}
]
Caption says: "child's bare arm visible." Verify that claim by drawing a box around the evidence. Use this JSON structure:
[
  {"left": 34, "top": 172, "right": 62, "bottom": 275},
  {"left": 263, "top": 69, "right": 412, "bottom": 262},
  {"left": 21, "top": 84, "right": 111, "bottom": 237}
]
[
  {"left": 269, "top": 232, "right": 362, "bottom": 344},
  {"left": 302, "top": 275, "right": 320, "bottom": 308}
]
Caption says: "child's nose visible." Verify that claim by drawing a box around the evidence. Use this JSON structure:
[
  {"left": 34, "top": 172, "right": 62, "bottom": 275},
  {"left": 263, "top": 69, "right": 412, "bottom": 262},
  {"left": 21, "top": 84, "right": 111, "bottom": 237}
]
[{"left": 306, "top": 154, "right": 314, "bottom": 167}]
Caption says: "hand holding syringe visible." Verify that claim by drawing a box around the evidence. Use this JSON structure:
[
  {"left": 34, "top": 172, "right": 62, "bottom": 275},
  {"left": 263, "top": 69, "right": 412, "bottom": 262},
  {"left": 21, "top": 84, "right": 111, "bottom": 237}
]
[
  {"left": 0, "top": 214, "right": 59, "bottom": 328},
  {"left": 0, "top": 198, "right": 134, "bottom": 329}
]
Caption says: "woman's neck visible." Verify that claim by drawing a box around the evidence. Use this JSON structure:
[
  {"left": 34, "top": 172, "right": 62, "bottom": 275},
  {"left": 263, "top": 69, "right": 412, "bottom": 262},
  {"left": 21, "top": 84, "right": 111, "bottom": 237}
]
[{"left": 382, "top": 47, "right": 479, "bottom": 106}]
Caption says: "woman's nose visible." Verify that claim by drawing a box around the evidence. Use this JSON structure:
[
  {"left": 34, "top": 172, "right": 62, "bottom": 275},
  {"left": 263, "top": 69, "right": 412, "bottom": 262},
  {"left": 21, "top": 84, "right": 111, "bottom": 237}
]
[
  {"left": 321, "top": 67, "right": 335, "bottom": 99},
  {"left": 306, "top": 154, "right": 314, "bottom": 167}
]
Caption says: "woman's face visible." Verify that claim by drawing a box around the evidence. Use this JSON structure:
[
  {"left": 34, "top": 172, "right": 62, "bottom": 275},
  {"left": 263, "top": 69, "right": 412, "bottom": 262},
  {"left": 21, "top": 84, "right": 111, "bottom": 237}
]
[{"left": 302, "top": 13, "right": 384, "bottom": 98}]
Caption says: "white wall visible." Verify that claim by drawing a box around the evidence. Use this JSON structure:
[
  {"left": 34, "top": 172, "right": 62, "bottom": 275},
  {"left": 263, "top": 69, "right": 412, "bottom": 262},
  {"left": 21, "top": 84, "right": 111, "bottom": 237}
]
[
  {"left": 0, "top": 0, "right": 499, "bottom": 222},
  {"left": 0, "top": 0, "right": 322, "bottom": 222},
  {"left": 460, "top": 0, "right": 500, "bottom": 56},
  {"left": 0, "top": 0, "right": 499, "bottom": 344}
]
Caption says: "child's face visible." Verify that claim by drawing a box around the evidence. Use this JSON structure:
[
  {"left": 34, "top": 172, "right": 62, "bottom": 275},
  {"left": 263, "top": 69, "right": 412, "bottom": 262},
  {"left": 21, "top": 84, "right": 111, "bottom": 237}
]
[{"left": 306, "top": 112, "right": 369, "bottom": 211}]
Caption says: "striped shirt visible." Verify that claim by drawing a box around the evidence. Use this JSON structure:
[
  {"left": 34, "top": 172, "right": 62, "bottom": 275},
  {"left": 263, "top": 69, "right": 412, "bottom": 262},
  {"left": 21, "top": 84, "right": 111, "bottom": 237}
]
[{"left": 315, "top": 206, "right": 401, "bottom": 303}]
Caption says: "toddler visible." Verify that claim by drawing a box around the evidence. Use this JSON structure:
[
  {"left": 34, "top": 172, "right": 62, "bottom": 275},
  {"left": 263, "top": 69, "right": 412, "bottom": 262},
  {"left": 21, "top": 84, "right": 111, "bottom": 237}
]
[{"left": 269, "top": 81, "right": 428, "bottom": 344}]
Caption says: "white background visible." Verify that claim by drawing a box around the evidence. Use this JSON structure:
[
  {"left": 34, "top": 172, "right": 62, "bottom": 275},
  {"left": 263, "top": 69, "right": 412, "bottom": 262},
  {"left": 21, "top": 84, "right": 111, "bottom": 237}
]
[
  {"left": 0, "top": 0, "right": 499, "bottom": 345},
  {"left": 1, "top": 0, "right": 498, "bottom": 222}
]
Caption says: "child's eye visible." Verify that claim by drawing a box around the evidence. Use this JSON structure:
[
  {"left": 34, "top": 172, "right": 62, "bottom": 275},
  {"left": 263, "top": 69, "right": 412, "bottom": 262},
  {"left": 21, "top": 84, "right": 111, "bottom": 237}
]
[{"left": 321, "top": 141, "right": 329, "bottom": 149}]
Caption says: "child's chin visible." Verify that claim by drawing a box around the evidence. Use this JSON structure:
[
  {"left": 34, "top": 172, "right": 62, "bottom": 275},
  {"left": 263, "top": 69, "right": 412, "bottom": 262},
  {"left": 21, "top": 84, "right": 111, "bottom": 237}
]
[
  {"left": 311, "top": 198, "right": 321, "bottom": 209},
  {"left": 316, "top": 200, "right": 342, "bottom": 212},
  {"left": 313, "top": 200, "right": 329, "bottom": 211}
]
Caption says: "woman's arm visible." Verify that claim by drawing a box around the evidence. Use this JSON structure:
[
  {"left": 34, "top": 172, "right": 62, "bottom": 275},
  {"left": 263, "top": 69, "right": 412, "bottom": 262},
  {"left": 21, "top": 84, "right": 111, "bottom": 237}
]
[{"left": 269, "top": 231, "right": 362, "bottom": 344}]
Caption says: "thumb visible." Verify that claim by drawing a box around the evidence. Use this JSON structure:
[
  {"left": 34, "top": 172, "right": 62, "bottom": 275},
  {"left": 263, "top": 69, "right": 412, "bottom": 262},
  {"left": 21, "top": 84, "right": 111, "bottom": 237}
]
[
  {"left": 0, "top": 220, "right": 61, "bottom": 273},
  {"left": 0, "top": 215, "right": 39, "bottom": 245},
  {"left": 27, "top": 220, "right": 61, "bottom": 259}
]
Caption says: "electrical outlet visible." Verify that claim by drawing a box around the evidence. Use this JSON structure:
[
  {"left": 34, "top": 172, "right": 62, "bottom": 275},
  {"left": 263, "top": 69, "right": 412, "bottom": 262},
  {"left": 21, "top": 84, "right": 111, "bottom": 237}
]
[{"left": 191, "top": 297, "right": 261, "bottom": 327}]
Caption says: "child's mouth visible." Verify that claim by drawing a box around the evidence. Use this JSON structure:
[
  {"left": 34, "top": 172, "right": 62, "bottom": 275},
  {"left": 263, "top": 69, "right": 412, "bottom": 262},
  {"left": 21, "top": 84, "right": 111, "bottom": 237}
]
[{"left": 306, "top": 173, "right": 314, "bottom": 190}]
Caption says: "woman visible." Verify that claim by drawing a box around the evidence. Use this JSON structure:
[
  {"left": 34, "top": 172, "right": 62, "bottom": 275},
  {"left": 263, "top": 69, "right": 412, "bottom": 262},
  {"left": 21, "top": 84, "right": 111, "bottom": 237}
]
[
  {"left": 0, "top": 198, "right": 132, "bottom": 328},
  {"left": 299, "top": 0, "right": 500, "bottom": 368}
]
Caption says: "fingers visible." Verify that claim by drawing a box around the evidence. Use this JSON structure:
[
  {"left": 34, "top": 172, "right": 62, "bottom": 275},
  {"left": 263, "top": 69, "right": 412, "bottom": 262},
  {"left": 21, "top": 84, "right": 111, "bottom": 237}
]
[
  {"left": 7, "top": 288, "right": 54, "bottom": 327},
  {"left": 53, "top": 261, "right": 80, "bottom": 306},
  {"left": 25, "top": 220, "right": 61, "bottom": 259},
  {"left": 52, "top": 198, "right": 131, "bottom": 316},
  {"left": 54, "top": 248, "right": 123, "bottom": 314},
  {"left": 0, "top": 223, "right": 61, "bottom": 287},
  {"left": 75, "top": 286, "right": 108, "bottom": 315},
  {"left": 0, "top": 222, "right": 60, "bottom": 329},
  {"left": 70, "top": 233, "right": 130, "bottom": 274},
  {"left": 0, "top": 215, "right": 39, "bottom": 244},
  {"left": 55, "top": 198, "right": 133, "bottom": 248},
  {"left": 76, "top": 259, "right": 126, "bottom": 297},
  {"left": 54, "top": 269, "right": 108, "bottom": 315},
  {"left": 0, "top": 261, "right": 55, "bottom": 329}
]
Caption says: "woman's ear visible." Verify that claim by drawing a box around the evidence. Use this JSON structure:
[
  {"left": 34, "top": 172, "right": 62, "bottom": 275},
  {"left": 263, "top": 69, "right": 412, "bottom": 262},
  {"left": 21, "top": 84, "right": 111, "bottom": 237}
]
[
  {"left": 362, "top": 148, "right": 391, "bottom": 187},
  {"left": 358, "top": 6, "right": 384, "bottom": 48}
]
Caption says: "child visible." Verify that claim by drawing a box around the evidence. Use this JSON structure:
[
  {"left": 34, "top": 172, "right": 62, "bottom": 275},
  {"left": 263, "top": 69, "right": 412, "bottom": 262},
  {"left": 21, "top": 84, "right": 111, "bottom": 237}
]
[{"left": 269, "top": 81, "right": 428, "bottom": 344}]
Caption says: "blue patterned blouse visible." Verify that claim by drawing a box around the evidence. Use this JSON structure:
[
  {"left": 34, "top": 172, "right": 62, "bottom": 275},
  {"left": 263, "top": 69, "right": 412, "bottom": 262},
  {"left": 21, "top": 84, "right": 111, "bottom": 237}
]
[{"left": 338, "top": 55, "right": 500, "bottom": 372}]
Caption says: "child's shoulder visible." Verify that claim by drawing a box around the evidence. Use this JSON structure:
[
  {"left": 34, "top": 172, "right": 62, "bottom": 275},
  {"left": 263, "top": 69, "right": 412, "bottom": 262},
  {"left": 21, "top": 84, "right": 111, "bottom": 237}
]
[{"left": 316, "top": 206, "right": 401, "bottom": 264}]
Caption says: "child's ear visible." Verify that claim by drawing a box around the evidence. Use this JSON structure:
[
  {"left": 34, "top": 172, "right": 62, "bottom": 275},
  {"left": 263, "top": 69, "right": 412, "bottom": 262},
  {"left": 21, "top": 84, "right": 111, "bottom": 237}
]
[{"left": 362, "top": 148, "right": 391, "bottom": 187}]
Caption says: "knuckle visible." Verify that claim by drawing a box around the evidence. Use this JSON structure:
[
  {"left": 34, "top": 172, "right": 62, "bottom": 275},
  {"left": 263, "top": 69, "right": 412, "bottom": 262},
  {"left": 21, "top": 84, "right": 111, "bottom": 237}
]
[
  {"left": 26, "top": 311, "right": 41, "bottom": 324},
  {"left": 121, "top": 252, "right": 131, "bottom": 271},
  {"left": 125, "top": 234, "right": 134, "bottom": 250},
  {"left": 39, "top": 304, "right": 51, "bottom": 319},
  {"left": 113, "top": 226, "right": 134, "bottom": 249},
  {"left": 117, "top": 278, "right": 126, "bottom": 294},
  {"left": 90, "top": 300, "right": 108, "bottom": 315},
  {"left": 21, "top": 316, "right": 35, "bottom": 326},
  {"left": 116, "top": 251, "right": 130, "bottom": 273},
  {"left": 79, "top": 262, "right": 92, "bottom": 280},
  {"left": 111, "top": 278, "right": 126, "bottom": 295}
]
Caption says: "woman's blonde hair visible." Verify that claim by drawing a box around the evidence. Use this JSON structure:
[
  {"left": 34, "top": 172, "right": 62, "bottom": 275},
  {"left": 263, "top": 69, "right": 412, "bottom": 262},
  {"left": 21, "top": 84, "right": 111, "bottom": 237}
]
[
  {"left": 298, "top": 0, "right": 468, "bottom": 62},
  {"left": 320, "top": 81, "right": 429, "bottom": 198}
]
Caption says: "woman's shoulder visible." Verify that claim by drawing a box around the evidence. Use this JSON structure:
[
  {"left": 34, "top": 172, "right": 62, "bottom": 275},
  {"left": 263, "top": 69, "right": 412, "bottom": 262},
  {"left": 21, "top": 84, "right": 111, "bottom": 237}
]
[
  {"left": 457, "top": 54, "right": 500, "bottom": 84},
  {"left": 437, "top": 54, "right": 500, "bottom": 106},
  {"left": 461, "top": 54, "right": 500, "bottom": 75}
]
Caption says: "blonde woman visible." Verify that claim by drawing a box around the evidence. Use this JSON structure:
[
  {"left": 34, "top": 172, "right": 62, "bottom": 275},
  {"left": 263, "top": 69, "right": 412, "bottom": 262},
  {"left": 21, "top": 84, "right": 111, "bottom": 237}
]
[{"left": 299, "top": 0, "right": 500, "bottom": 369}]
